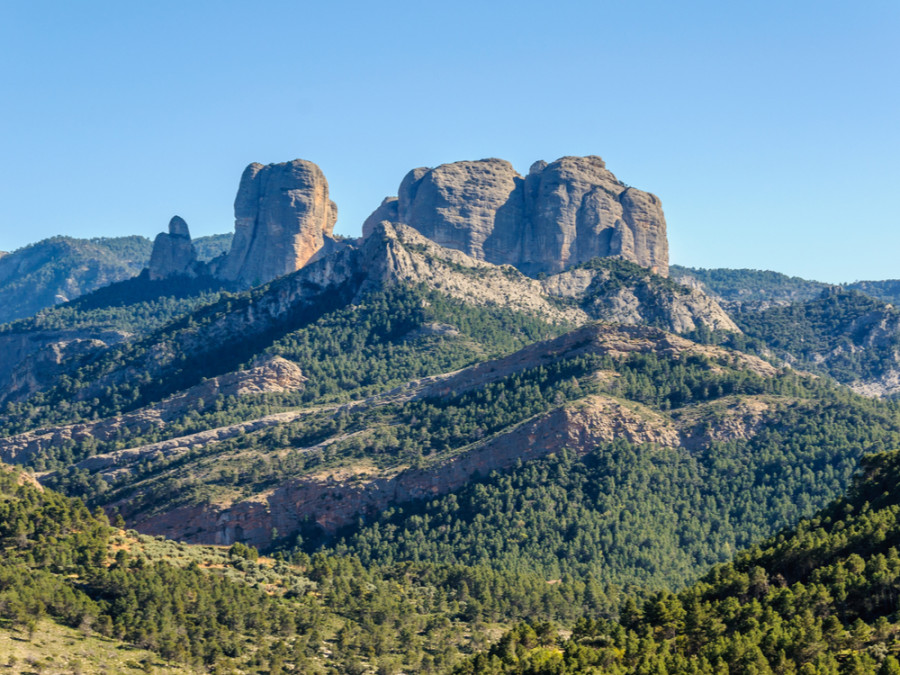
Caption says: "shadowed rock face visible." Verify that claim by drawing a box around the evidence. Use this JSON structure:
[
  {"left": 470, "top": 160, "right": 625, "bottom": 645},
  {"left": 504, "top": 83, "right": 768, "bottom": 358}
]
[
  {"left": 363, "top": 155, "right": 669, "bottom": 276},
  {"left": 148, "top": 216, "right": 197, "bottom": 280},
  {"left": 218, "top": 159, "right": 339, "bottom": 287}
]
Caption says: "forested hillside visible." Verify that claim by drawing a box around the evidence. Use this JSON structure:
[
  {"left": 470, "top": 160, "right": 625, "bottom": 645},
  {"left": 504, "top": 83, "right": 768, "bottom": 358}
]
[
  {"left": 669, "top": 266, "right": 831, "bottom": 304},
  {"left": 846, "top": 280, "right": 900, "bottom": 306},
  {"left": 320, "top": 384, "right": 900, "bottom": 591},
  {"left": 3, "top": 271, "right": 236, "bottom": 335},
  {"left": 0, "top": 236, "right": 152, "bottom": 324},
  {"left": 11, "top": 284, "right": 895, "bottom": 600},
  {"left": 456, "top": 447, "right": 900, "bottom": 674},
  {"left": 5, "top": 224, "right": 900, "bottom": 673},
  {"left": 666, "top": 267, "right": 900, "bottom": 397},
  {"left": 2, "top": 263, "right": 899, "bottom": 598},
  {"left": 734, "top": 288, "right": 900, "bottom": 395},
  {"left": 1, "top": 461, "right": 678, "bottom": 673}
]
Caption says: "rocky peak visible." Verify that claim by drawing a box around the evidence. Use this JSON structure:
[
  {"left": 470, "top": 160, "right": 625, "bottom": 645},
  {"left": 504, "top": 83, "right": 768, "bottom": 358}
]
[
  {"left": 343, "top": 221, "right": 732, "bottom": 334},
  {"left": 363, "top": 155, "right": 669, "bottom": 277},
  {"left": 148, "top": 216, "right": 198, "bottom": 280},
  {"left": 217, "top": 159, "right": 340, "bottom": 287}
]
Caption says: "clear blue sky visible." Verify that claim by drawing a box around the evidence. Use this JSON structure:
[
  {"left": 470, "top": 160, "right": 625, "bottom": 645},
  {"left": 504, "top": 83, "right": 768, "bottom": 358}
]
[{"left": 1, "top": 1, "right": 897, "bottom": 283}]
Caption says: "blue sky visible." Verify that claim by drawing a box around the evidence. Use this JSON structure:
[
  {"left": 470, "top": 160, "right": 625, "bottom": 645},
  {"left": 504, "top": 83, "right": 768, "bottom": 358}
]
[{"left": 1, "top": 1, "right": 897, "bottom": 282}]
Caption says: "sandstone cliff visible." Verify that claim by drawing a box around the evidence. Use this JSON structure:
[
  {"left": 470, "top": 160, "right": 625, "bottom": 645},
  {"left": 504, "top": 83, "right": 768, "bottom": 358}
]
[
  {"left": 363, "top": 156, "right": 669, "bottom": 276},
  {"left": 217, "top": 159, "right": 340, "bottom": 287},
  {"left": 148, "top": 216, "right": 199, "bottom": 280}
]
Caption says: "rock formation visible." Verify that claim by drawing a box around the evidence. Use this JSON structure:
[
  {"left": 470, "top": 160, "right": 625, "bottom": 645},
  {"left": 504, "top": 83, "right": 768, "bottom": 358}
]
[
  {"left": 148, "top": 216, "right": 198, "bottom": 280},
  {"left": 217, "top": 159, "right": 340, "bottom": 287},
  {"left": 363, "top": 155, "right": 669, "bottom": 276}
]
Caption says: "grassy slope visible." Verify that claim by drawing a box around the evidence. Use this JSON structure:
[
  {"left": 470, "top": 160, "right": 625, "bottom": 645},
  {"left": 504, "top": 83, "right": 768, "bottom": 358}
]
[{"left": 0, "top": 619, "right": 197, "bottom": 674}]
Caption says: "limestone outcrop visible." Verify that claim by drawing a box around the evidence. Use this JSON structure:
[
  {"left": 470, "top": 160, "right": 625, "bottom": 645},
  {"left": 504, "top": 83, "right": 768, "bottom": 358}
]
[
  {"left": 148, "top": 216, "right": 198, "bottom": 280},
  {"left": 217, "top": 159, "right": 339, "bottom": 287},
  {"left": 363, "top": 155, "right": 669, "bottom": 276}
]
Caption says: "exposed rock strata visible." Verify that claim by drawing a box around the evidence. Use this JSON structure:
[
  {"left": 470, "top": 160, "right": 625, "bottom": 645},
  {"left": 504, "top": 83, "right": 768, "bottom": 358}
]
[
  {"left": 51, "top": 323, "right": 769, "bottom": 489},
  {"left": 419, "top": 323, "right": 773, "bottom": 402},
  {"left": 542, "top": 264, "right": 738, "bottom": 333},
  {"left": 356, "top": 222, "right": 587, "bottom": 323},
  {"left": 363, "top": 156, "right": 669, "bottom": 276},
  {"left": 218, "top": 159, "right": 340, "bottom": 287},
  {"left": 0, "top": 356, "right": 305, "bottom": 465},
  {"left": 49, "top": 366, "right": 472, "bottom": 486},
  {"left": 126, "top": 395, "right": 680, "bottom": 546},
  {"left": 356, "top": 222, "right": 733, "bottom": 333},
  {"left": 125, "top": 389, "right": 782, "bottom": 548},
  {"left": 80, "top": 323, "right": 776, "bottom": 546},
  {"left": 148, "top": 216, "right": 198, "bottom": 280}
]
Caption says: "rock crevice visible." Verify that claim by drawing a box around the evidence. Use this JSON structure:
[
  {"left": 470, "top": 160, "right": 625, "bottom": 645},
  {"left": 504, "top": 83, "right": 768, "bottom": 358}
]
[
  {"left": 217, "top": 159, "right": 340, "bottom": 287},
  {"left": 363, "top": 155, "right": 669, "bottom": 277}
]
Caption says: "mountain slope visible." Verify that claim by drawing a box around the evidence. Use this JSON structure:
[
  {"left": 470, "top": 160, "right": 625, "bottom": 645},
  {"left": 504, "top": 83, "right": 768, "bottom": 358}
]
[
  {"left": 670, "top": 267, "right": 900, "bottom": 398},
  {"left": 0, "top": 223, "right": 734, "bottom": 429},
  {"left": 0, "top": 235, "right": 152, "bottom": 324},
  {"left": 456, "top": 448, "right": 900, "bottom": 673},
  {"left": 734, "top": 288, "right": 900, "bottom": 397},
  {"left": 670, "top": 265, "right": 831, "bottom": 306},
  {"left": 7, "top": 219, "right": 898, "bottom": 640},
  {"left": 0, "top": 225, "right": 890, "bottom": 590},
  {"left": 0, "top": 233, "right": 233, "bottom": 325},
  {"left": 0, "top": 463, "right": 623, "bottom": 673},
  {"left": 314, "top": 359, "right": 899, "bottom": 590},
  {"left": 15, "top": 318, "right": 897, "bottom": 603},
  {"left": 847, "top": 279, "right": 900, "bottom": 306}
]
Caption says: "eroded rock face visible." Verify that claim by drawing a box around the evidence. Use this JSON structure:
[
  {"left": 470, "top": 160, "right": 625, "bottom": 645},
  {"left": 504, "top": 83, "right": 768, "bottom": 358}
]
[
  {"left": 0, "top": 355, "right": 306, "bottom": 466},
  {"left": 148, "top": 216, "right": 198, "bottom": 280},
  {"left": 364, "top": 155, "right": 669, "bottom": 276},
  {"left": 218, "top": 159, "right": 339, "bottom": 287}
]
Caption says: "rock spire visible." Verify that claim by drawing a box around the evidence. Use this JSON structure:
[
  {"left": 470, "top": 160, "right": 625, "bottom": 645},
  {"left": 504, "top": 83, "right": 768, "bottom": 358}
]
[{"left": 148, "top": 216, "right": 198, "bottom": 280}]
